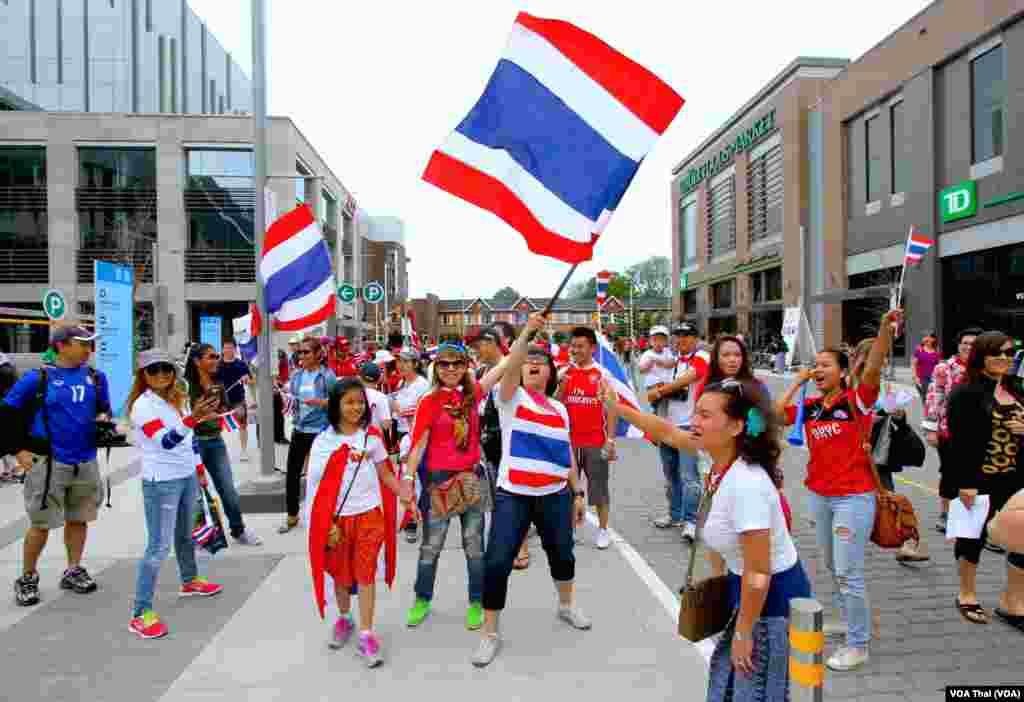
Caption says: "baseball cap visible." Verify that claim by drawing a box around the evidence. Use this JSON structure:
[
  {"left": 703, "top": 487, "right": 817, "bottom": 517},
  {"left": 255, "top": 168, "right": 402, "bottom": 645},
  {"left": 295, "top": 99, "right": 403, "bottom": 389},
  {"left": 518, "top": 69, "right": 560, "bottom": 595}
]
[
  {"left": 649, "top": 325, "right": 669, "bottom": 338},
  {"left": 374, "top": 350, "right": 395, "bottom": 364},
  {"left": 358, "top": 362, "right": 382, "bottom": 381},
  {"left": 138, "top": 348, "right": 173, "bottom": 369},
  {"left": 398, "top": 348, "right": 420, "bottom": 361},
  {"left": 51, "top": 325, "right": 99, "bottom": 346},
  {"left": 471, "top": 328, "right": 501, "bottom": 346},
  {"left": 673, "top": 322, "right": 699, "bottom": 337}
]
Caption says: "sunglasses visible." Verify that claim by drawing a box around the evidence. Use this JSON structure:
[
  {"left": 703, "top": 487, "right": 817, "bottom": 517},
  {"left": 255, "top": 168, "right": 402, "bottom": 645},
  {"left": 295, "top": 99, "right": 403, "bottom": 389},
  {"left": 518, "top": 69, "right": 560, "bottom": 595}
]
[
  {"left": 437, "top": 360, "right": 466, "bottom": 370},
  {"left": 144, "top": 363, "right": 175, "bottom": 376},
  {"left": 203, "top": 353, "right": 220, "bottom": 361},
  {"left": 987, "top": 350, "right": 1015, "bottom": 359},
  {"left": 706, "top": 378, "right": 745, "bottom": 396},
  {"left": 297, "top": 349, "right": 314, "bottom": 356}
]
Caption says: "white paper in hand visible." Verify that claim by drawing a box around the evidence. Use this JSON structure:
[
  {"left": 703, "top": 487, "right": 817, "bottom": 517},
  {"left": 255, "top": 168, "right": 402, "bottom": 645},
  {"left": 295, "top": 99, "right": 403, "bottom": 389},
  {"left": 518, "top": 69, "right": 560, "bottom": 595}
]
[{"left": 945, "top": 495, "right": 991, "bottom": 541}]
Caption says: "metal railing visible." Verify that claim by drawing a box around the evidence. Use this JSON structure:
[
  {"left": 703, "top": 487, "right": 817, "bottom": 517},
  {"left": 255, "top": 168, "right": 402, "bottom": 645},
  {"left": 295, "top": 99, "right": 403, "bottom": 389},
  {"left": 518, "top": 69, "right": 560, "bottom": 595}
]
[
  {"left": 184, "top": 248, "right": 256, "bottom": 283},
  {"left": 0, "top": 186, "right": 47, "bottom": 211},
  {"left": 77, "top": 248, "right": 154, "bottom": 284},
  {"left": 0, "top": 247, "right": 48, "bottom": 284}
]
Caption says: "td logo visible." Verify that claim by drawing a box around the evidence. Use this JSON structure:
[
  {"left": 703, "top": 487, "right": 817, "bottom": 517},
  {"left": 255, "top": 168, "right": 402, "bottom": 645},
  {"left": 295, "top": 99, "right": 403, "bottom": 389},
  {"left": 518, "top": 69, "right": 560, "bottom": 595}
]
[{"left": 939, "top": 181, "right": 977, "bottom": 223}]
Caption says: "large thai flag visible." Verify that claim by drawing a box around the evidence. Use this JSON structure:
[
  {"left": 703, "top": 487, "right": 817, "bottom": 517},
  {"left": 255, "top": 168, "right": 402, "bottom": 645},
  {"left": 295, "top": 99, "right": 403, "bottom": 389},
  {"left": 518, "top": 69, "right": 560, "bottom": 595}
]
[
  {"left": 904, "top": 226, "right": 934, "bottom": 266},
  {"left": 422, "top": 12, "right": 684, "bottom": 264},
  {"left": 260, "top": 205, "right": 336, "bottom": 331},
  {"left": 506, "top": 393, "right": 573, "bottom": 495},
  {"left": 402, "top": 309, "right": 422, "bottom": 352},
  {"left": 594, "top": 332, "right": 644, "bottom": 439}
]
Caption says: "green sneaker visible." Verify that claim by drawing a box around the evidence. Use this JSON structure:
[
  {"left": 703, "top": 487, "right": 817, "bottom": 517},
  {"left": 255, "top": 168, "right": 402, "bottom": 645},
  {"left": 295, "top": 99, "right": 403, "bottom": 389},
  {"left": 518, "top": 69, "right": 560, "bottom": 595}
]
[
  {"left": 466, "top": 602, "right": 484, "bottom": 631},
  {"left": 407, "top": 598, "right": 431, "bottom": 628}
]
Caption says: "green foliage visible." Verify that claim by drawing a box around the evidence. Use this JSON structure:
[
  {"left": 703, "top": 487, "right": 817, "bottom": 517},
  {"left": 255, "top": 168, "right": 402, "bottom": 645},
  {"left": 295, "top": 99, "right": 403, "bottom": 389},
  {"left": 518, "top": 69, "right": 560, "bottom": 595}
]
[{"left": 492, "top": 286, "right": 521, "bottom": 303}]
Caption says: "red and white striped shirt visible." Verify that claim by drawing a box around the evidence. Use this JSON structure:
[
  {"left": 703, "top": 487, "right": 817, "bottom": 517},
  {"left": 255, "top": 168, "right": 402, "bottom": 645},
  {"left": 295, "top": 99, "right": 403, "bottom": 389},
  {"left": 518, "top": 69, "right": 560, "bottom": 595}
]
[
  {"left": 496, "top": 388, "right": 572, "bottom": 497},
  {"left": 130, "top": 390, "right": 202, "bottom": 482}
]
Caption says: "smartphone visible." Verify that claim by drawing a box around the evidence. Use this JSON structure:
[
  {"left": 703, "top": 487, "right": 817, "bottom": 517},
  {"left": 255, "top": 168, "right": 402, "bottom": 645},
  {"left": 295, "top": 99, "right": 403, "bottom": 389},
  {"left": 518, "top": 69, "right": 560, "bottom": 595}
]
[{"left": 204, "top": 384, "right": 226, "bottom": 409}]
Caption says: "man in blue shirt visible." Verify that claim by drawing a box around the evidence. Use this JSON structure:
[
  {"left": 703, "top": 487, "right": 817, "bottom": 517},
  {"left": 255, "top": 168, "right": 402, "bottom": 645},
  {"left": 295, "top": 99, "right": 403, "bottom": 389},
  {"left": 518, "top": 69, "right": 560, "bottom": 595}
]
[
  {"left": 5, "top": 326, "right": 110, "bottom": 606},
  {"left": 216, "top": 340, "right": 253, "bottom": 462}
]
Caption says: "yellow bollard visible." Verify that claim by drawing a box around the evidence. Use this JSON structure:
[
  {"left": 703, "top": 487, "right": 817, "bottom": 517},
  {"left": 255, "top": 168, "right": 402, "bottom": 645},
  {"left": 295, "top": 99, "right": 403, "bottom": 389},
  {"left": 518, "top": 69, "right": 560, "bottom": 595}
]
[{"left": 789, "top": 598, "right": 824, "bottom": 702}]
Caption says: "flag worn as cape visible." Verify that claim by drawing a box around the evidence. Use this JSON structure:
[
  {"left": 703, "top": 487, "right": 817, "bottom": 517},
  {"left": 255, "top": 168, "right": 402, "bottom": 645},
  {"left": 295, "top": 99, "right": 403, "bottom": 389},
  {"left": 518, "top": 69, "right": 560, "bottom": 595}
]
[{"left": 308, "top": 426, "right": 397, "bottom": 620}]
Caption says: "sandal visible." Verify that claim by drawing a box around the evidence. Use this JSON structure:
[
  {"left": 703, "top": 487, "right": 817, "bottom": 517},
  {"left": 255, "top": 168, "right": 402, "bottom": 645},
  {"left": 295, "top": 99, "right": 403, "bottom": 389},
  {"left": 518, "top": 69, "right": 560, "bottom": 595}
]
[
  {"left": 956, "top": 599, "right": 990, "bottom": 625},
  {"left": 513, "top": 553, "right": 530, "bottom": 570},
  {"left": 994, "top": 608, "right": 1024, "bottom": 632}
]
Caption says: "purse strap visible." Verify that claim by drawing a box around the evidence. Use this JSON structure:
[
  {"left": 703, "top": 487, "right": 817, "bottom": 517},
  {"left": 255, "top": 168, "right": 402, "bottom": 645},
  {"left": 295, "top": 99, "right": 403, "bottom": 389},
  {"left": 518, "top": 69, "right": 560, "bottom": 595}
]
[
  {"left": 845, "top": 385, "right": 887, "bottom": 495},
  {"left": 334, "top": 431, "right": 371, "bottom": 519},
  {"left": 682, "top": 462, "right": 730, "bottom": 590}
]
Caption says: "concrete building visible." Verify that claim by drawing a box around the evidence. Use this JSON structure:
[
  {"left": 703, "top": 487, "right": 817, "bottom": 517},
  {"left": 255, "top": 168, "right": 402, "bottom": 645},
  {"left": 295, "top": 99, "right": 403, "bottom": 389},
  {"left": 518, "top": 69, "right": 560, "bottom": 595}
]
[
  {"left": 817, "top": 0, "right": 1024, "bottom": 356},
  {"left": 0, "top": 110, "right": 372, "bottom": 356},
  {"left": 361, "top": 215, "right": 409, "bottom": 337},
  {"left": 0, "top": 0, "right": 250, "bottom": 115},
  {"left": 669, "top": 57, "right": 849, "bottom": 350},
  {"left": 407, "top": 295, "right": 671, "bottom": 343}
]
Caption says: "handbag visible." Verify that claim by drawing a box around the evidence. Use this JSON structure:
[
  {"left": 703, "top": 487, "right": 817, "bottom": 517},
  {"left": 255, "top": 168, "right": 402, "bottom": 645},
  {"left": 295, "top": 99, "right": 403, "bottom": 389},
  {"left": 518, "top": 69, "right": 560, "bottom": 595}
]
[
  {"left": 429, "top": 470, "right": 482, "bottom": 519},
  {"left": 871, "top": 413, "right": 926, "bottom": 470},
  {"left": 850, "top": 394, "right": 921, "bottom": 549},
  {"left": 677, "top": 473, "right": 732, "bottom": 642},
  {"left": 327, "top": 433, "right": 370, "bottom": 550}
]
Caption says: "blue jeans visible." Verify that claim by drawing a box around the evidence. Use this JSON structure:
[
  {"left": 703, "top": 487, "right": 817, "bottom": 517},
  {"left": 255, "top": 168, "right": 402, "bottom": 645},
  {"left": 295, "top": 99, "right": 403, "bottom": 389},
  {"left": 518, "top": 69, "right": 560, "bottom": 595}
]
[
  {"left": 661, "top": 444, "right": 701, "bottom": 524},
  {"left": 133, "top": 476, "right": 200, "bottom": 617},
  {"left": 808, "top": 491, "right": 876, "bottom": 648},
  {"left": 196, "top": 437, "right": 245, "bottom": 537},
  {"left": 483, "top": 489, "right": 575, "bottom": 611},
  {"left": 707, "top": 616, "right": 791, "bottom": 702},
  {"left": 414, "top": 499, "right": 485, "bottom": 604}
]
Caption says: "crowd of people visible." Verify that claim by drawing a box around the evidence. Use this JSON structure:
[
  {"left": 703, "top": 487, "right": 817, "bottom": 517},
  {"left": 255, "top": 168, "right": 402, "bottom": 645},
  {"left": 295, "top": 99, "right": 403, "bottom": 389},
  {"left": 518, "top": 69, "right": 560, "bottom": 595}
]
[{"left": 0, "top": 311, "right": 1022, "bottom": 700}]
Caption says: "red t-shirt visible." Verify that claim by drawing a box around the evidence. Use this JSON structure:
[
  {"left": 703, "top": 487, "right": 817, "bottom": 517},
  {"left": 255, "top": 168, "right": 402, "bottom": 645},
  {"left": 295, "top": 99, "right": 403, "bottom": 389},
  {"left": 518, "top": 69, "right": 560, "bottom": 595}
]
[
  {"left": 560, "top": 365, "right": 607, "bottom": 448},
  {"left": 409, "top": 385, "right": 481, "bottom": 471},
  {"left": 786, "top": 382, "right": 880, "bottom": 496},
  {"left": 333, "top": 355, "right": 358, "bottom": 378}
]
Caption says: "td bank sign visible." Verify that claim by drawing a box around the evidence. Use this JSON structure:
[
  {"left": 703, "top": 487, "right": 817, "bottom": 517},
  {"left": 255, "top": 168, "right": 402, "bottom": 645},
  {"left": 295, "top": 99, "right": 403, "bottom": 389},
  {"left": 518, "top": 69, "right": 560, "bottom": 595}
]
[
  {"left": 939, "top": 180, "right": 977, "bottom": 223},
  {"left": 679, "top": 109, "right": 777, "bottom": 195}
]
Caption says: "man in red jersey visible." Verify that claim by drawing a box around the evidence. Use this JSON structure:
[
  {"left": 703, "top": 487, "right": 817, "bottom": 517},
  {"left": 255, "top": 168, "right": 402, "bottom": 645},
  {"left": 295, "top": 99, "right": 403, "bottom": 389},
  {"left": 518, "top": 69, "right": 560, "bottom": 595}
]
[
  {"left": 333, "top": 337, "right": 359, "bottom": 378},
  {"left": 557, "top": 326, "right": 618, "bottom": 550}
]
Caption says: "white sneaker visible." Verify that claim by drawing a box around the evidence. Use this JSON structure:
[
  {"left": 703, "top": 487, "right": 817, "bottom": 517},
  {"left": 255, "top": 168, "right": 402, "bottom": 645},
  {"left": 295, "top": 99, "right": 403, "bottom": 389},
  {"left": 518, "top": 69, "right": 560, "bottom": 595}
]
[
  {"left": 682, "top": 523, "right": 696, "bottom": 542},
  {"left": 826, "top": 646, "right": 869, "bottom": 671},
  {"left": 234, "top": 529, "right": 263, "bottom": 546},
  {"left": 823, "top": 617, "right": 847, "bottom": 637},
  {"left": 558, "top": 605, "right": 592, "bottom": 630},
  {"left": 239, "top": 451, "right": 249, "bottom": 462},
  {"left": 471, "top": 634, "right": 502, "bottom": 667},
  {"left": 595, "top": 529, "right": 611, "bottom": 550}
]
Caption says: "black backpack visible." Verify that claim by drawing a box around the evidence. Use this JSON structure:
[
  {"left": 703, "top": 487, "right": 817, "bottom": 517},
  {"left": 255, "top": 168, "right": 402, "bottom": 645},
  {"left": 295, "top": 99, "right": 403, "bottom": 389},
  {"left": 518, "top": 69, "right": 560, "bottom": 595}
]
[{"left": 475, "top": 365, "right": 503, "bottom": 466}]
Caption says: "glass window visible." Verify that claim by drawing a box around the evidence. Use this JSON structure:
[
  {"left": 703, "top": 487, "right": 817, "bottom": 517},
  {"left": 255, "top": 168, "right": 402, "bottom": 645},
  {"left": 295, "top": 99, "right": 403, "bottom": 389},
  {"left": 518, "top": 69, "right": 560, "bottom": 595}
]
[
  {"left": 322, "top": 190, "right": 337, "bottom": 229},
  {"left": 752, "top": 271, "right": 764, "bottom": 304},
  {"left": 186, "top": 149, "right": 254, "bottom": 190},
  {"left": 0, "top": 210, "right": 47, "bottom": 248},
  {"left": 712, "top": 280, "right": 733, "bottom": 309},
  {"left": 865, "top": 115, "right": 882, "bottom": 203},
  {"left": 679, "top": 201, "right": 697, "bottom": 266},
  {"left": 295, "top": 161, "right": 311, "bottom": 205},
  {"left": 80, "top": 208, "right": 156, "bottom": 249},
  {"left": 747, "top": 144, "right": 783, "bottom": 242},
  {"left": 683, "top": 289, "right": 697, "bottom": 315},
  {"left": 79, "top": 148, "right": 156, "bottom": 190},
  {"left": 765, "top": 267, "right": 782, "bottom": 302},
  {"left": 0, "top": 147, "right": 46, "bottom": 187},
  {"left": 971, "top": 45, "right": 1004, "bottom": 164},
  {"left": 706, "top": 175, "right": 736, "bottom": 259},
  {"left": 890, "top": 102, "right": 909, "bottom": 194}
]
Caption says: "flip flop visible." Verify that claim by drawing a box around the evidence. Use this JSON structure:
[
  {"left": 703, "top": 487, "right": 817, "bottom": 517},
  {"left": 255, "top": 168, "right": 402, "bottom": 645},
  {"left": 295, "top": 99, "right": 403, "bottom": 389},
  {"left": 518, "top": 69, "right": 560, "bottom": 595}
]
[
  {"left": 994, "top": 608, "right": 1024, "bottom": 632},
  {"left": 956, "top": 599, "right": 990, "bottom": 625}
]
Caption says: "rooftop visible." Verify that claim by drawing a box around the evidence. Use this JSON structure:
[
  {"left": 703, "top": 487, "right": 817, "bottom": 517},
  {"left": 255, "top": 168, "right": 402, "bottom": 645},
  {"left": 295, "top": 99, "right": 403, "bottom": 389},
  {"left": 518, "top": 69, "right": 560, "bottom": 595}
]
[{"left": 435, "top": 296, "right": 671, "bottom": 312}]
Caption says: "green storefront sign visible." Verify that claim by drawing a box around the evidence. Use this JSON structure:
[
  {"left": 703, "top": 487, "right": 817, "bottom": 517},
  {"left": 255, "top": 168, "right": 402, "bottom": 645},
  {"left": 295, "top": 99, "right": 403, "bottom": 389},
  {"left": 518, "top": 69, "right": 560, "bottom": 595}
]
[
  {"left": 939, "top": 180, "right": 977, "bottom": 223},
  {"left": 679, "top": 109, "right": 777, "bottom": 195}
]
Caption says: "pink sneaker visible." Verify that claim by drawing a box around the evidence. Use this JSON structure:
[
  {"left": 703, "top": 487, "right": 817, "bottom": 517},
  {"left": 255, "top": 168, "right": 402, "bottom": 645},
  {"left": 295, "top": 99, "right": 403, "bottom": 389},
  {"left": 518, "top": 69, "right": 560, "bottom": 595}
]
[
  {"left": 357, "top": 631, "right": 383, "bottom": 667},
  {"left": 129, "top": 610, "right": 169, "bottom": 639},
  {"left": 179, "top": 577, "right": 224, "bottom": 598},
  {"left": 329, "top": 614, "right": 354, "bottom": 649}
]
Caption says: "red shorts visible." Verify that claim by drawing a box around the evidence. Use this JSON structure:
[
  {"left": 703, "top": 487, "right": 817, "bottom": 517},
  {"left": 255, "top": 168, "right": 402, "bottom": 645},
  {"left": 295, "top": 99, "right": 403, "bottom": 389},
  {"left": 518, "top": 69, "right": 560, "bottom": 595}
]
[{"left": 325, "top": 507, "right": 386, "bottom": 587}]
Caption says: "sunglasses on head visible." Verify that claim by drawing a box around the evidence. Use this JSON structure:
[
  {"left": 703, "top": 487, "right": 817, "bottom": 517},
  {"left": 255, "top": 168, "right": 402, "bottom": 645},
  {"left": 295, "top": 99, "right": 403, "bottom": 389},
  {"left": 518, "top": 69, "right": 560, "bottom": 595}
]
[
  {"left": 706, "top": 378, "right": 745, "bottom": 396},
  {"left": 437, "top": 360, "right": 466, "bottom": 370},
  {"left": 144, "top": 363, "right": 175, "bottom": 376}
]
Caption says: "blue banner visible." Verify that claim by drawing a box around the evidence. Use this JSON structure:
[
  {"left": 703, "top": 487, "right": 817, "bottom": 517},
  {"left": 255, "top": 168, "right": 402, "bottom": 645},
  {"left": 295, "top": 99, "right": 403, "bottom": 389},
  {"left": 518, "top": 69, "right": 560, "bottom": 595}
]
[
  {"left": 200, "top": 316, "right": 222, "bottom": 349},
  {"left": 94, "top": 261, "right": 134, "bottom": 416}
]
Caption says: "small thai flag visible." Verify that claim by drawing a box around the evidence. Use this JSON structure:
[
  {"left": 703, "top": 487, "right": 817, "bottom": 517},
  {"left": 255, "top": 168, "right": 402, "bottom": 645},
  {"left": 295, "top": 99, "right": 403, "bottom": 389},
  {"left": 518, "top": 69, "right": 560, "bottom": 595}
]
[
  {"left": 904, "top": 226, "right": 934, "bottom": 266},
  {"left": 596, "top": 270, "right": 611, "bottom": 305},
  {"left": 220, "top": 413, "right": 240, "bottom": 433}
]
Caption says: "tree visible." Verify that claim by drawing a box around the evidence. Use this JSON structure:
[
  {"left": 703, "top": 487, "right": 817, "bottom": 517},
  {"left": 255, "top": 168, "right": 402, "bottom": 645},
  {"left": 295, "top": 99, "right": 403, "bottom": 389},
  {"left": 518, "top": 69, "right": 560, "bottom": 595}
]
[
  {"left": 492, "top": 286, "right": 521, "bottom": 303},
  {"left": 625, "top": 256, "right": 672, "bottom": 298}
]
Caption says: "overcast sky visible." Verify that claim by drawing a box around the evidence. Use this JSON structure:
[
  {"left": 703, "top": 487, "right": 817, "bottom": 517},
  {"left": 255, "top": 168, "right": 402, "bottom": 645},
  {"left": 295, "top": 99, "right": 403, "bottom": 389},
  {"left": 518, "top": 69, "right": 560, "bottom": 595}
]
[{"left": 188, "top": 0, "right": 930, "bottom": 300}]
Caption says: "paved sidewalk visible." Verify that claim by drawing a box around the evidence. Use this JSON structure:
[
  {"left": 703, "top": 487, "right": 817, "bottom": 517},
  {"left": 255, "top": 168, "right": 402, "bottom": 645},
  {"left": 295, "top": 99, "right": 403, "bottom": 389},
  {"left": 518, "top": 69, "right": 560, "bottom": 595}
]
[{"left": 0, "top": 425, "right": 706, "bottom": 702}]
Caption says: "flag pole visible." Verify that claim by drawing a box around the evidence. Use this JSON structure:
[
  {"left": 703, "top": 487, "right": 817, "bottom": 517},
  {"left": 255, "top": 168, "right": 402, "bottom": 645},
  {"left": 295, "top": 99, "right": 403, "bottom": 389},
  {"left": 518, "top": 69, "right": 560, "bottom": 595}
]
[
  {"left": 252, "top": 0, "right": 276, "bottom": 480},
  {"left": 541, "top": 263, "right": 579, "bottom": 317},
  {"left": 895, "top": 225, "right": 911, "bottom": 310}
]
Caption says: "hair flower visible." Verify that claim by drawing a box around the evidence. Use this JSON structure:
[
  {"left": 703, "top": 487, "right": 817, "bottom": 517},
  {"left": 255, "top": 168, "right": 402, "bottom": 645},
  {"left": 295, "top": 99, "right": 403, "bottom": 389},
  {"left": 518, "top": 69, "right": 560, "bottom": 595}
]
[{"left": 746, "top": 407, "right": 766, "bottom": 438}]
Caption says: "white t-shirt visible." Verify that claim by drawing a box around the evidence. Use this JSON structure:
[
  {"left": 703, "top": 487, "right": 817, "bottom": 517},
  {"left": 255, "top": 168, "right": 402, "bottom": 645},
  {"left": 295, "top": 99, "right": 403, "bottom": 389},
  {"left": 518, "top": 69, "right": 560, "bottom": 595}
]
[
  {"left": 666, "top": 349, "right": 710, "bottom": 427},
  {"left": 639, "top": 348, "right": 675, "bottom": 388},
  {"left": 495, "top": 387, "right": 572, "bottom": 497},
  {"left": 363, "top": 387, "right": 393, "bottom": 430},
  {"left": 392, "top": 375, "right": 430, "bottom": 433},
  {"left": 130, "top": 390, "right": 199, "bottom": 482},
  {"left": 305, "top": 427, "right": 389, "bottom": 520},
  {"left": 701, "top": 459, "right": 798, "bottom": 576}
]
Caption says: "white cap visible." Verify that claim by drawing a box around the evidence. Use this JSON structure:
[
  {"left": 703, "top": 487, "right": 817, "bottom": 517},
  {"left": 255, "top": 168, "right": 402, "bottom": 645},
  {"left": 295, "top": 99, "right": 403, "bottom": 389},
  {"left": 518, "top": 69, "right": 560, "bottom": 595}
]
[
  {"left": 649, "top": 325, "right": 669, "bottom": 338},
  {"left": 374, "top": 350, "right": 395, "bottom": 364}
]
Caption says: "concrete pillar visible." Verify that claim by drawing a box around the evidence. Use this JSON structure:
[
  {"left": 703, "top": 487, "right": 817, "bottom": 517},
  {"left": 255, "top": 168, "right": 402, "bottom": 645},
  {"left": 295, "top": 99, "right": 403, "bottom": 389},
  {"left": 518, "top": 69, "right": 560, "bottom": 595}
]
[
  {"left": 46, "top": 118, "right": 79, "bottom": 321},
  {"left": 156, "top": 119, "right": 188, "bottom": 353}
]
